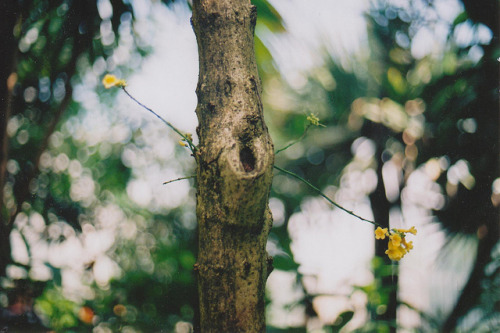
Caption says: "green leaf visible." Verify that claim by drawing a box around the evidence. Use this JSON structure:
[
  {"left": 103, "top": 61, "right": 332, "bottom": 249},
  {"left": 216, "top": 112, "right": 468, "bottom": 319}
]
[
  {"left": 453, "top": 11, "right": 468, "bottom": 26},
  {"left": 255, "top": 35, "right": 277, "bottom": 76},
  {"left": 327, "top": 311, "right": 354, "bottom": 332},
  {"left": 272, "top": 254, "right": 299, "bottom": 271},
  {"left": 252, "top": 0, "right": 285, "bottom": 32},
  {"left": 46, "top": 263, "right": 62, "bottom": 286}
]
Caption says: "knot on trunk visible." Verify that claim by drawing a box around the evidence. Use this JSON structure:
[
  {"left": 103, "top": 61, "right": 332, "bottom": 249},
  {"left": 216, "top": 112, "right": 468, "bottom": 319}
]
[{"left": 219, "top": 135, "right": 272, "bottom": 228}]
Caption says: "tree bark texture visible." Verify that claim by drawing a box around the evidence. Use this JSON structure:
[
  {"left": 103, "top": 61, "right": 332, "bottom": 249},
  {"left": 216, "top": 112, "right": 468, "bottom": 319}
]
[{"left": 192, "top": 1, "right": 274, "bottom": 332}]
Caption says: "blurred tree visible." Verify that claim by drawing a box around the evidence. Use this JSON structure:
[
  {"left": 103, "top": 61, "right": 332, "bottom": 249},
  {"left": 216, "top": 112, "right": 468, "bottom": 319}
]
[
  {"left": 0, "top": 0, "right": 136, "bottom": 277},
  {"left": 0, "top": 0, "right": 22, "bottom": 281},
  {"left": 191, "top": 0, "right": 274, "bottom": 331},
  {"left": 263, "top": 0, "right": 498, "bottom": 331},
  {"left": 433, "top": 0, "right": 499, "bottom": 330}
]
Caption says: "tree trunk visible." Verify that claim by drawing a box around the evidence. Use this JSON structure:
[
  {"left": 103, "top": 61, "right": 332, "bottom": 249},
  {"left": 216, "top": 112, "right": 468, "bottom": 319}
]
[
  {"left": 191, "top": 0, "right": 274, "bottom": 332},
  {"left": 366, "top": 122, "right": 398, "bottom": 333}
]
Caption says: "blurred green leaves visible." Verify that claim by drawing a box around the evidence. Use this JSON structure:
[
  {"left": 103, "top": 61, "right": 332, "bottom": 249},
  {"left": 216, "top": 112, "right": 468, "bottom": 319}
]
[{"left": 253, "top": 0, "right": 285, "bottom": 33}]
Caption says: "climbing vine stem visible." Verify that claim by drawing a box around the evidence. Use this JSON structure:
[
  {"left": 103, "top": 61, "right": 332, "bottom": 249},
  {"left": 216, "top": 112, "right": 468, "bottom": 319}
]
[
  {"left": 163, "top": 175, "right": 196, "bottom": 185},
  {"left": 273, "top": 165, "right": 380, "bottom": 227},
  {"left": 121, "top": 87, "right": 196, "bottom": 153}
]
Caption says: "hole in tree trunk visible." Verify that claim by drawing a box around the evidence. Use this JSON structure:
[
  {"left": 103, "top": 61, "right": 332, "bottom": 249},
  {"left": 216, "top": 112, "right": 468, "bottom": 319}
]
[{"left": 240, "top": 146, "right": 255, "bottom": 172}]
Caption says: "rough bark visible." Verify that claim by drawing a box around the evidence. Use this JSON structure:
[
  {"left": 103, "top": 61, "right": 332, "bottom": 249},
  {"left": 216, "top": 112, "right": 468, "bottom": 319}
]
[{"left": 191, "top": 0, "right": 274, "bottom": 331}]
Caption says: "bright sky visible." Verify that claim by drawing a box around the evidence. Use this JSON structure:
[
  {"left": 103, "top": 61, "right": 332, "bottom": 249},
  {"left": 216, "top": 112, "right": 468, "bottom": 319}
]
[{"left": 268, "top": 0, "right": 368, "bottom": 76}]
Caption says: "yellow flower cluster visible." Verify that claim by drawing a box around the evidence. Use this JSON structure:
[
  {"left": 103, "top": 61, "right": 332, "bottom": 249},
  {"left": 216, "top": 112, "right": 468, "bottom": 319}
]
[
  {"left": 306, "top": 113, "right": 326, "bottom": 127},
  {"left": 102, "top": 74, "right": 127, "bottom": 89},
  {"left": 375, "top": 226, "right": 416, "bottom": 261},
  {"left": 306, "top": 113, "right": 321, "bottom": 126},
  {"left": 179, "top": 133, "right": 193, "bottom": 147}
]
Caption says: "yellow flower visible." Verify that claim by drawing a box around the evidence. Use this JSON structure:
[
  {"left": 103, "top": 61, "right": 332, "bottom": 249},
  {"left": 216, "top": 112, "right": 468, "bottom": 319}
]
[
  {"left": 375, "top": 225, "right": 417, "bottom": 261},
  {"left": 386, "top": 234, "right": 413, "bottom": 261},
  {"left": 178, "top": 133, "right": 193, "bottom": 147},
  {"left": 402, "top": 238, "right": 413, "bottom": 250},
  {"left": 395, "top": 226, "right": 417, "bottom": 235},
  {"left": 375, "top": 227, "right": 388, "bottom": 240},
  {"left": 307, "top": 113, "right": 320, "bottom": 126},
  {"left": 387, "top": 240, "right": 407, "bottom": 260},
  {"left": 389, "top": 233, "right": 402, "bottom": 247},
  {"left": 102, "top": 74, "right": 127, "bottom": 89},
  {"left": 385, "top": 246, "right": 405, "bottom": 261},
  {"left": 306, "top": 113, "right": 325, "bottom": 127}
]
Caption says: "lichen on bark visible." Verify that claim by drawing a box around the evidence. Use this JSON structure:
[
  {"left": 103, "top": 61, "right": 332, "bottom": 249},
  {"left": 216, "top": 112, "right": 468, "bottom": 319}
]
[{"left": 191, "top": 0, "right": 274, "bottom": 331}]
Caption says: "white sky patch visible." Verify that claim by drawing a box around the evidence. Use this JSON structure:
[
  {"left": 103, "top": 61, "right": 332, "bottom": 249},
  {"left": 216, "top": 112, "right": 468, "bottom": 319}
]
[
  {"left": 127, "top": 179, "right": 153, "bottom": 207},
  {"left": 289, "top": 205, "right": 375, "bottom": 293},
  {"left": 282, "top": 195, "right": 375, "bottom": 327},
  {"left": 10, "top": 230, "right": 30, "bottom": 265},
  {"left": 93, "top": 255, "right": 121, "bottom": 288},
  {"left": 123, "top": 2, "right": 198, "bottom": 136},
  {"left": 267, "top": 0, "right": 368, "bottom": 85},
  {"left": 266, "top": 270, "right": 306, "bottom": 328}
]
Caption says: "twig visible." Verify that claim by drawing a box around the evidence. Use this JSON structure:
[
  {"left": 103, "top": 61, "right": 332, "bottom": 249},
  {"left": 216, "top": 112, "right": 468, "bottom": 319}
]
[
  {"left": 276, "top": 113, "right": 326, "bottom": 155},
  {"left": 163, "top": 175, "right": 196, "bottom": 185},
  {"left": 122, "top": 87, "right": 196, "bottom": 153},
  {"left": 273, "top": 165, "right": 379, "bottom": 227},
  {"left": 275, "top": 125, "right": 312, "bottom": 155}
]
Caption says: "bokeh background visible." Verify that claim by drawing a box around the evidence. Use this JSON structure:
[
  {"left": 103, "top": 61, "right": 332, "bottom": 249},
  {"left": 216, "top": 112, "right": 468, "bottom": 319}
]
[{"left": 0, "top": 0, "right": 498, "bottom": 332}]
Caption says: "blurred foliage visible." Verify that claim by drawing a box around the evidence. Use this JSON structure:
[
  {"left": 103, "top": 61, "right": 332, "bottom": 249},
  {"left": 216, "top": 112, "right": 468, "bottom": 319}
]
[
  {"left": 36, "top": 286, "right": 81, "bottom": 330},
  {"left": 2, "top": 0, "right": 140, "bottom": 260},
  {"left": 264, "top": 0, "right": 498, "bottom": 331},
  {"left": 252, "top": 0, "right": 285, "bottom": 78}
]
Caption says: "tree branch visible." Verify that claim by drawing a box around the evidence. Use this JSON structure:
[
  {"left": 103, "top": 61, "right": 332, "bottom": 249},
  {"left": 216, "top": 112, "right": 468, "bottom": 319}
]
[{"left": 163, "top": 175, "right": 195, "bottom": 185}]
